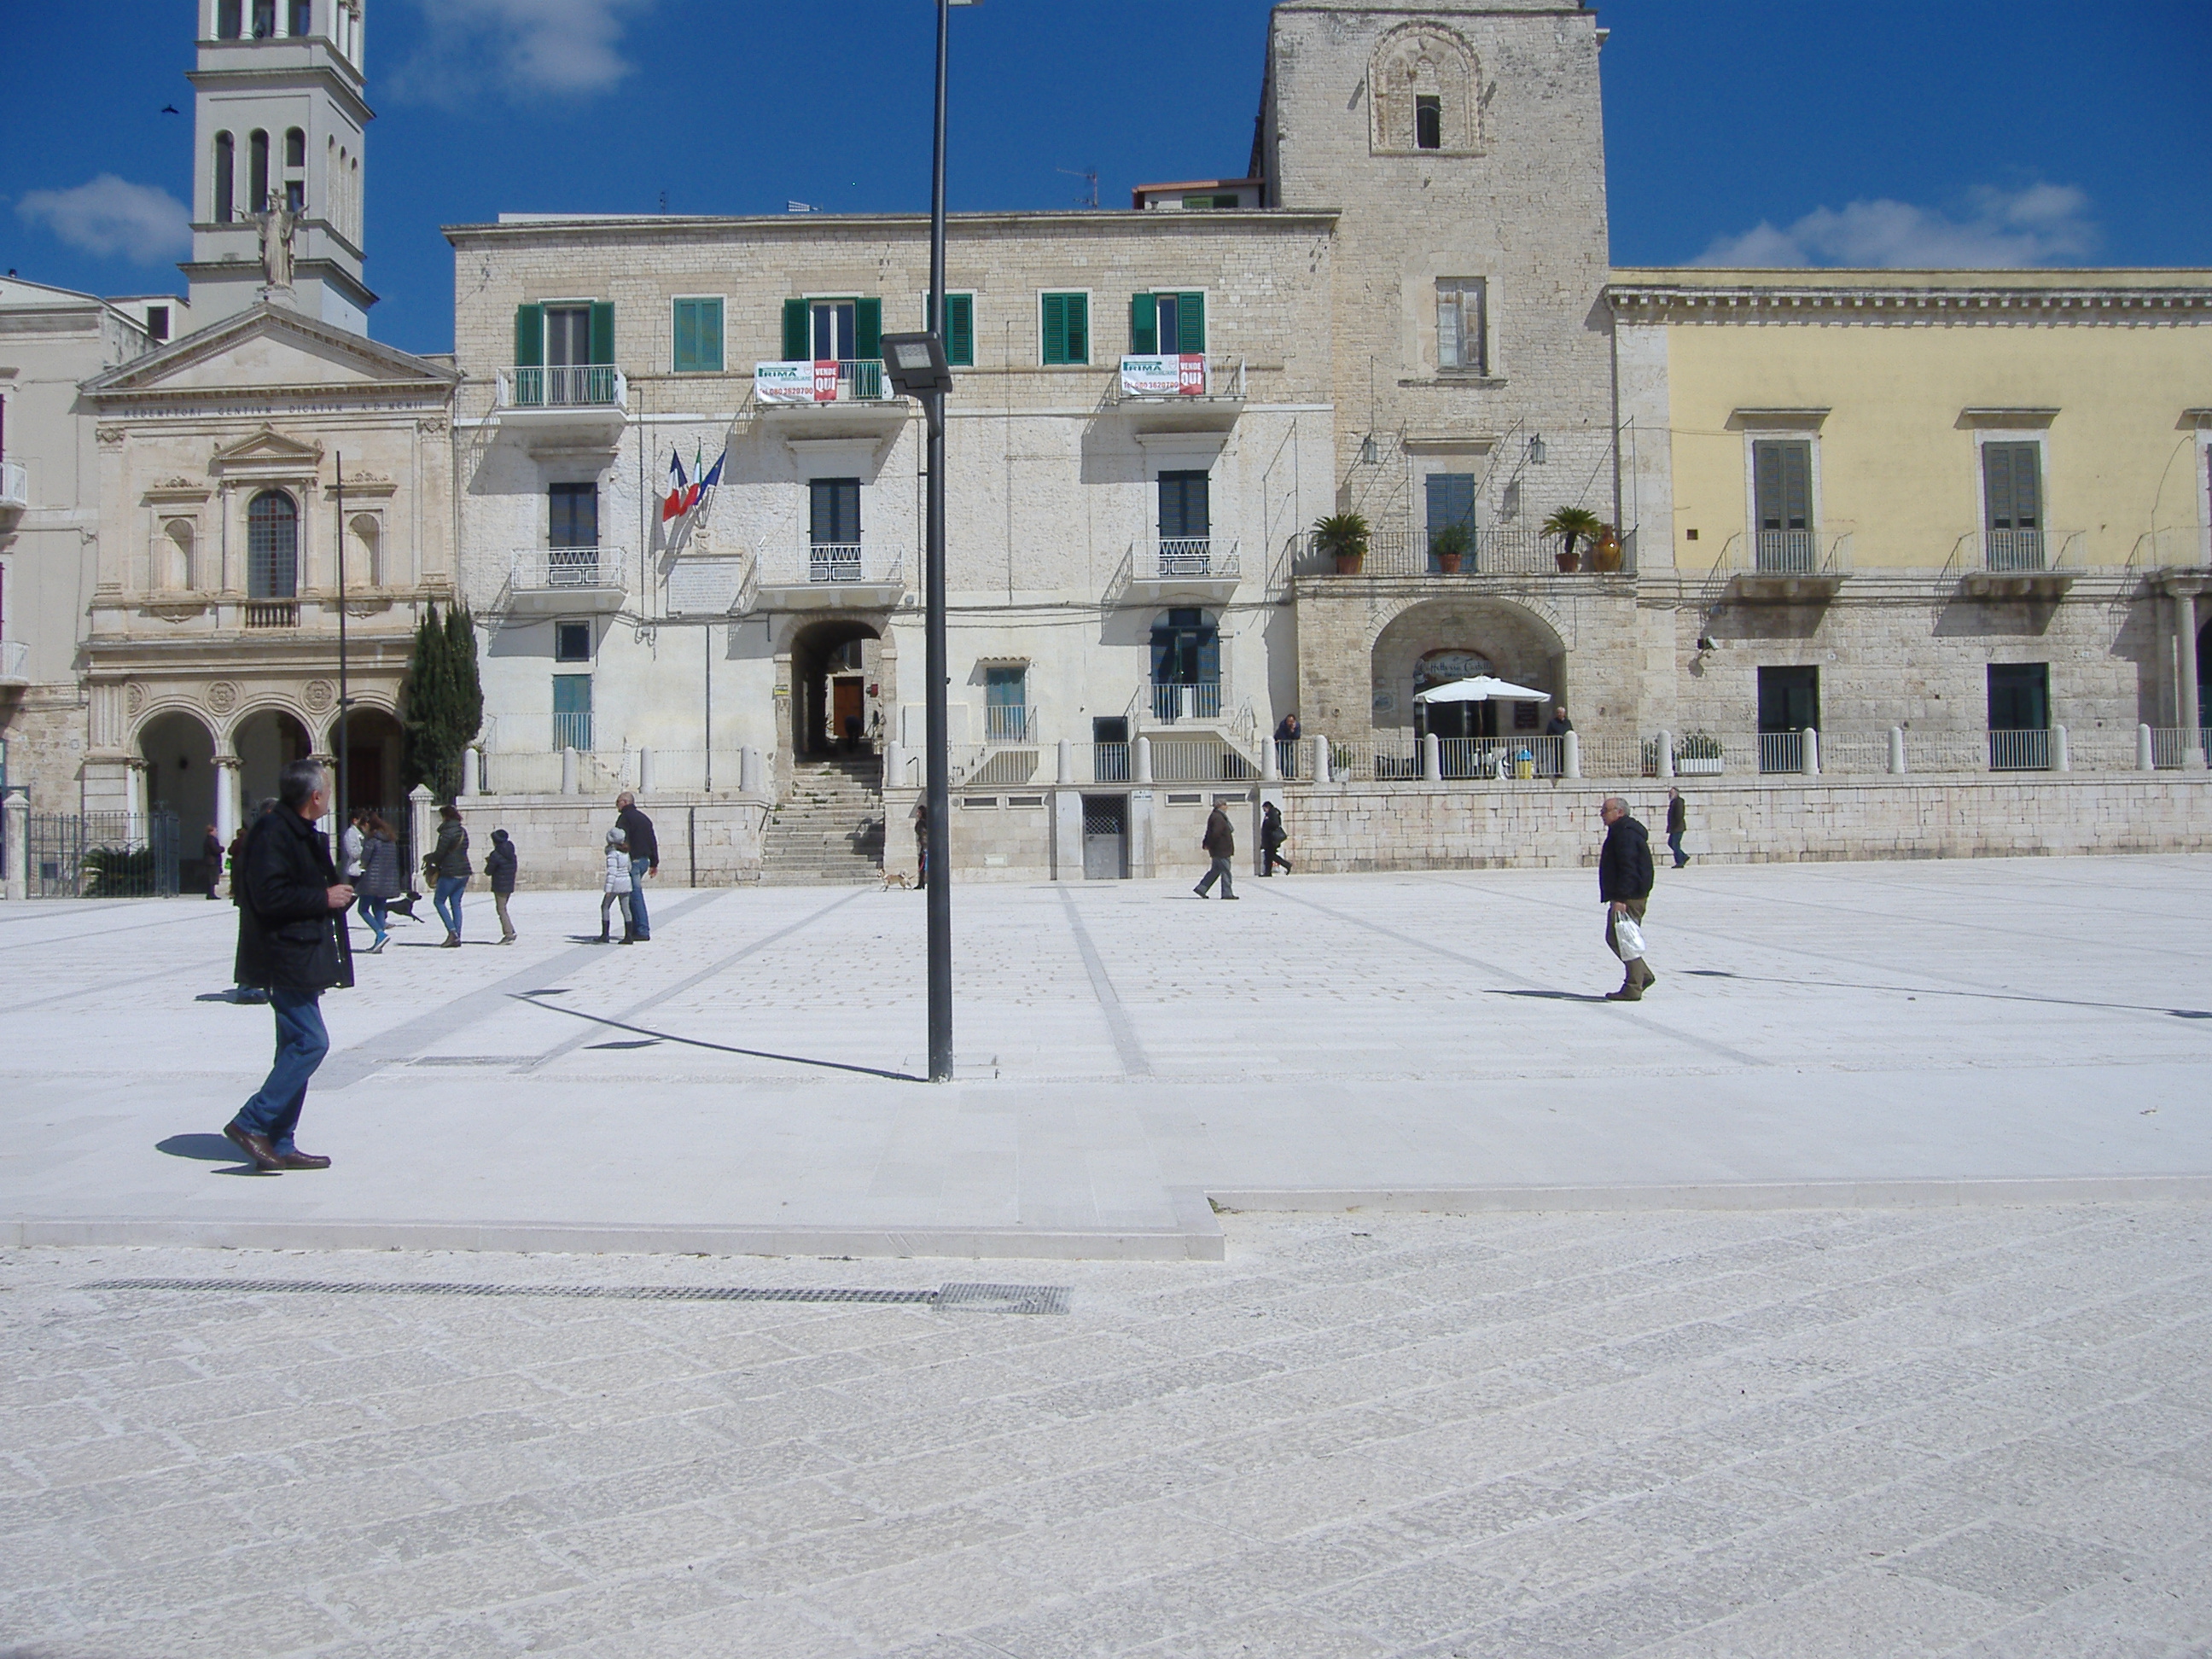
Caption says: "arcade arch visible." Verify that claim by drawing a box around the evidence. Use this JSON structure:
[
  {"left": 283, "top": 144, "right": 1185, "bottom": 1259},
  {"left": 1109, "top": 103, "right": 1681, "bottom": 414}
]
[
  {"left": 786, "top": 617, "right": 891, "bottom": 760},
  {"left": 1370, "top": 598, "right": 1564, "bottom": 739},
  {"left": 138, "top": 709, "right": 218, "bottom": 830},
  {"left": 233, "top": 706, "right": 314, "bottom": 812}
]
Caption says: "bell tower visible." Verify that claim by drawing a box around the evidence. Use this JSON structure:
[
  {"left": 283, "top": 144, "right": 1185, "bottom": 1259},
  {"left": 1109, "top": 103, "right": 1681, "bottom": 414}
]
[{"left": 183, "top": 0, "right": 375, "bottom": 335}]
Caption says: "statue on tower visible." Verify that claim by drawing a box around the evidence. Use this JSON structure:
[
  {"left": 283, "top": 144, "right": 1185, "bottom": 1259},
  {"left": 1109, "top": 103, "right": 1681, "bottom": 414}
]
[{"left": 255, "top": 195, "right": 297, "bottom": 295}]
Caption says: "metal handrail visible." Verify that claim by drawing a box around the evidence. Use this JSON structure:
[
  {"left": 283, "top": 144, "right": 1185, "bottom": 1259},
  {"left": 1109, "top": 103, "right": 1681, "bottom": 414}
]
[{"left": 504, "top": 365, "right": 626, "bottom": 408}]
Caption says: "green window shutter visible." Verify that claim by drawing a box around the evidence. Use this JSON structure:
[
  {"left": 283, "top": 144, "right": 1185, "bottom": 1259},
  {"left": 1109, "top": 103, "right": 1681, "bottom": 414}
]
[
  {"left": 672, "top": 300, "right": 695, "bottom": 373},
  {"left": 1041, "top": 294, "right": 1067, "bottom": 364},
  {"left": 1177, "top": 292, "right": 1206, "bottom": 354},
  {"left": 946, "top": 294, "right": 974, "bottom": 366},
  {"left": 1065, "top": 293, "right": 1088, "bottom": 364},
  {"left": 855, "top": 296, "right": 882, "bottom": 362},
  {"left": 588, "top": 301, "right": 614, "bottom": 366},
  {"left": 1129, "top": 293, "right": 1157, "bottom": 356},
  {"left": 783, "top": 298, "right": 809, "bottom": 360},
  {"left": 698, "top": 298, "right": 723, "bottom": 372},
  {"left": 672, "top": 300, "right": 723, "bottom": 373},
  {"left": 514, "top": 303, "right": 543, "bottom": 368}
]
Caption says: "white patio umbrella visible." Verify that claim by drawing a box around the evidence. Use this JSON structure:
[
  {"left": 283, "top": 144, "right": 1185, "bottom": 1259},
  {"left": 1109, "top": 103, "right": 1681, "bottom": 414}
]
[{"left": 1412, "top": 675, "right": 1551, "bottom": 704}]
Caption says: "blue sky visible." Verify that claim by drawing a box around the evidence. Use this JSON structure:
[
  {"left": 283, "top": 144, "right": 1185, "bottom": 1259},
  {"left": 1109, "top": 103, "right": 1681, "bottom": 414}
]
[{"left": 4, "top": 1, "right": 2207, "bottom": 356}]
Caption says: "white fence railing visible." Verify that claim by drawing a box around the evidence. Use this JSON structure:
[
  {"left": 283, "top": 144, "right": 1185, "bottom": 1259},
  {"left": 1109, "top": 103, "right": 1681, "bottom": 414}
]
[
  {"left": 0, "top": 461, "right": 26, "bottom": 509},
  {"left": 511, "top": 547, "right": 620, "bottom": 591},
  {"left": 754, "top": 543, "right": 905, "bottom": 591},
  {"left": 499, "top": 365, "right": 627, "bottom": 409},
  {"left": 0, "top": 639, "right": 28, "bottom": 683},
  {"left": 1138, "top": 538, "right": 1241, "bottom": 583}
]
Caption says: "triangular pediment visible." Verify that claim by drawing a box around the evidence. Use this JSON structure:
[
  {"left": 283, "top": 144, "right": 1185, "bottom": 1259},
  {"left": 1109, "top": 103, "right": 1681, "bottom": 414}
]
[
  {"left": 211, "top": 426, "right": 325, "bottom": 468},
  {"left": 83, "top": 303, "right": 457, "bottom": 399}
]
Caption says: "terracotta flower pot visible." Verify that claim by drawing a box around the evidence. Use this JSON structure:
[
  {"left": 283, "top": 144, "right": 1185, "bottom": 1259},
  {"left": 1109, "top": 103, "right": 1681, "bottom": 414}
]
[
  {"left": 1436, "top": 551, "right": 1464, "bottom": 575},
  {"left": 1333, "top": 551, "right": 1364, "bottom": 574},
  {"left": 1555, "top": 550, "right": 1581, "bottom": 573}
]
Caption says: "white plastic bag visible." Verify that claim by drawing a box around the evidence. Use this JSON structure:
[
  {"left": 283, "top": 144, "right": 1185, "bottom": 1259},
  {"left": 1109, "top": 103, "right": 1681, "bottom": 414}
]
[{"left": 1612, "top": 911, "right": 1647, "bottom": 961}]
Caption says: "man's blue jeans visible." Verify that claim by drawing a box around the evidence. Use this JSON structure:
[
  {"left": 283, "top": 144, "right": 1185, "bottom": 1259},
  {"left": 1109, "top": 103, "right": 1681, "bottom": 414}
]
[
  {"left": 627, "top": 857, "right": 651, "bottom": 938},
  {"left": 234, "top": 987, "right": 329, "bottom": 1154},
  {"left": 434, "top": 875, "right": 468, "bottom": 935}
]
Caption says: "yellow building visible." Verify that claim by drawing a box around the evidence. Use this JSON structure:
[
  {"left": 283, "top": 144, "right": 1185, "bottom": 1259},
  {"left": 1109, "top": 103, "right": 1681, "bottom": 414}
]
[{"left": 1610, "top": 269, "right": 2212, "bottom": 763}]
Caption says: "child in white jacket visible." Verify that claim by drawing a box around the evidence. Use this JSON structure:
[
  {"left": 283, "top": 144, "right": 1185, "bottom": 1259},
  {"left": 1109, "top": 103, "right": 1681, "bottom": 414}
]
[{"left": 600, "top": 828, "right": 634, "bottom": 943}]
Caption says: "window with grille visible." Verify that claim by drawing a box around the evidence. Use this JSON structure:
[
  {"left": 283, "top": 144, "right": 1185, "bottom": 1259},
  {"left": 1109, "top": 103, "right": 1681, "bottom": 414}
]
[{"left": 247, "top": 492, "right": 298, "bottom": 599}]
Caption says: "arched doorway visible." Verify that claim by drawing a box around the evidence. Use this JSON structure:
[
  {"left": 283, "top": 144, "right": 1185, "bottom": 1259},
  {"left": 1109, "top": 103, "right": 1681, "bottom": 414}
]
[
  {"left": 332, "top": 703, "right": 405, "bottom": 823},
  {"left": 789, "top": 618, "right": 885, "bottom": 759},
  {"left": 1370, "top": 598, "right": 1564, "bottom": 738},
  {"left": 234, "top": 707, "right": 313, "bottom": 815},
  {"left": 140, "top": 708, "right": 218, "bottom": 833}
]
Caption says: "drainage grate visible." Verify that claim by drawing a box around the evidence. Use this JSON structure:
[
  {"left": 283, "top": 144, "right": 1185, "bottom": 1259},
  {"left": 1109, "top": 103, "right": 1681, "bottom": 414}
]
[
  {"left": 81, "top": 1278, "right": 1067, "bottom": 1313},
  {"left": 936, "top": 1282, "right": 1071, "bottom": 1316}
]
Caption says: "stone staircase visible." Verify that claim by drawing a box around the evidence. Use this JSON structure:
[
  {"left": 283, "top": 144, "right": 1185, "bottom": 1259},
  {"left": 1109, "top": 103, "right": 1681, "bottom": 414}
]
[{"left": 759, "top": 757, "right": 886, "bottom": 885}]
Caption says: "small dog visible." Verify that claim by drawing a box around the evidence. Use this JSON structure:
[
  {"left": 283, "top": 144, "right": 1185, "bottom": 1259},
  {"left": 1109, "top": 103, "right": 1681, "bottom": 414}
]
[{"left": 881, "top": 869, "right": 916, "bottom": 890}]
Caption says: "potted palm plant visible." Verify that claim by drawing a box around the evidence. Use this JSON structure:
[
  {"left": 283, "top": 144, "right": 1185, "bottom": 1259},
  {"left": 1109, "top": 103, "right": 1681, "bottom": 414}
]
[
  {"left": 1313, "top": 512, "right": 1371, "bottom": 575},
  {"left": 1542, "top": 506, "right": 1604, "bottom": 573},
  {"left": 1428, "top": 521, "right": 1472, "bottom": 575}
]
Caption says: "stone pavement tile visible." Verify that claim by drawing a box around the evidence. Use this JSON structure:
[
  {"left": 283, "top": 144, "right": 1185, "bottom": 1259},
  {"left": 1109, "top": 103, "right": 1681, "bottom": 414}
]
[
  {"left": 719, "top": 1503, "right": 1027, "bottom": 1599},
  {"left": 564, "top": 1592, "right": 869, "bottom": 1659},
  {"left": 1440, "top": 1575, "right": 1742, "bottom": 1659},
  {"left": 1859, "top": 1394, "right": 2052, "bottom": 1457},
  {"left": 291, "top": 1615, "right": 529, "bottom": 1659},
  {"left": 339, "top": 1490, "right": 555, "bottom": 1565},
  {"left": 2008, "top": 1467, "right": 2212, "bottom": 1557},
  {"left": 1728, "top": 1432, "right": 1953, "bottom": 1505},
  {"left": 701, "top": 1475, "right": 881, "bottom": 1547},
  {"left": 2052, "top": 1397, "right": 2212, "bottom": 1463},
  {"left": 803, "top": 1549, "right": 1050, "bottom": 1650},
  {"left": 1633, "top": 1569, "right": 2016, "bottom": 1659},
  {"left": 1133, "top": 1603, "right": 1395, "bottom": 1659},
  {"left": 479, "top": 1568, "right": 748, "bottom": 1654},
  {"left": 1926, "top": 1434, "right": 2147, "bottom": 1511},
  {"left": 314, "top": 1536, "right": 590, "bottom": 1632},
  {"left": 1461, "top": 1512, "right": 1686, "bottom": 1599},
  {"left": 536, "top": 1500, "right": 747, "bottom": 1579},
  {"left": 64, "top": 1588, "right": 354, "bottom": 1659},
  {"left": 1365, "top": 1474, "right": 1589, "bottom": 1550},
  {"left": 1943, "top": 1614, "right": 2201, "bottom": 1659},
  {"left": 1283, "top": 1551, "right": 1547, "bottom": 1651},
  {"left": 1728, "top": 1476, "right": 1992, "bottom": 1564},
  {"left": 975, "top": 1502, "right": 1251, "bottom": 1600},
  {"left": 0, "top": 1521, "right": 114, "bottom": 1592},
  {"left": 1885, "top": 1521, "right": 2144, "bottom": 1613}
]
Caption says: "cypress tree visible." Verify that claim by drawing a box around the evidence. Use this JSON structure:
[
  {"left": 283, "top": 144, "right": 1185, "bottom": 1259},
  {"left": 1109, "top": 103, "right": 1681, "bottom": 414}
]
[{"left": 401, "top": 602, "right": 482, "bottom": 801}]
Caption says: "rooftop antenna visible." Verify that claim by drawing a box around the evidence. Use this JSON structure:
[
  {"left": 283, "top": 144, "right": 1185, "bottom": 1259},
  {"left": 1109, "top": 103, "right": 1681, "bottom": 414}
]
[{"left": 1057, "top": 166, "right": 1098, "bottom": 209}]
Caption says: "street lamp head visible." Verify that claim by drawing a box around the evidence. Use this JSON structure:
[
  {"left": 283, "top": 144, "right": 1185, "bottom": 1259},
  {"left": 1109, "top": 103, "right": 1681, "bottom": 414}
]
[{"left": 881, "top": 330, "right": 954, "bottom": 396}]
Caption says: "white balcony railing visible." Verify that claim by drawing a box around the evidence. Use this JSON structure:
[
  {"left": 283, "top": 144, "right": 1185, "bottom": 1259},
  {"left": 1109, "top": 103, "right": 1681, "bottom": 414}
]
[
  {"left": 753, "top": 358, "right": 891, "bottom": 405},
  {"left": 243, "top": 602, "right": 300, "bottom": 629},
  {"left": 498, "top": 364, "right": 626, "bottom": 408},
  {"left": 983, "top": 704, "right": 1035, "bottom": 744},
  {"left": 1149, "top": 681, "right": 1224, "bottom": 723},
  {"left": 1983, "top": 527, "right": 2046, "bottom": 572},
  {"left": 0, "top": 639, "right": 28, "bottom": 683},
  {"left": 511, "top": 548, "right": 619, "bottom": 591},
  {"left": 754, "top": 541, "right": 905, "bottom": 591},
  {"left": 1146, "top": 538, "right": 1239, "bottom": 580},
  {"left": 0, "top": 461, "right": 26, "bottom": 511}
]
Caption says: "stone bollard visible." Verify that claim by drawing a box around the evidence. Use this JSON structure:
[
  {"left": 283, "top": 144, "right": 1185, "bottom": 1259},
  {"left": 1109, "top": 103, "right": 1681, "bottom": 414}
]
[
  {"left": 2052, "top": 724, "right": 2070, "bottom": 773},
  {"left": 561, "top": 747, "right": 579, "bottom": 795},
  {"left": 741, "top": 746, "right": 765, "bottom": 795},
  {"left": 2137, "top": 723, "right": 2156, "bottom": 771},
  {"left": 457, "top": 748, "right": 479, "bottom": 800},
  {"left": 1803, "top": 727, "right": 1820, "bottom": 777},
  {"left": 1889, "top": 726, "right": 1907, "bottom": 775},
  {"left": 1133, "top": 735, "right": 1153, "bottom": 785},
  {"left": 1423, "top": 732, "right": 1441, "bottom": 782},
  {"left": 1564, "top": 730, "right": 1581, "bottom": 780},
  {"left": 3, "top": 788, "right": 28, "bottom": 902},
  {"left": 1057, "top": 737, "right": 1074, "bottom": 786},
  {"left": 1260, "top": 733, "right": 1278, "bottom": 782},
  {"left": 637, "top": 748, "right": 655, "bottom": 795},
  {"left": 884, "top": 741, "right": 905, "bottom": 789},
  {"left": 1656, "top": 731, "right": 1674, "bottom": 781},
  {"left": 1312, "top": 733, "right": 1330, "bottom": 785},
  {"left": 408, "top": 784, "right": 435, "bottom": 877}
]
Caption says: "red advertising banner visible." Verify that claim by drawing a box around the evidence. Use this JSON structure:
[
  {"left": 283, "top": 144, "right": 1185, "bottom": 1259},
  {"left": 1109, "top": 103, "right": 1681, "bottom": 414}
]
[
  {"left": 813, "top": 360, "right": 841, "bottom": 402},
  {"left": 1178, "top": 354, "right": 1207, "bottom": 396}
]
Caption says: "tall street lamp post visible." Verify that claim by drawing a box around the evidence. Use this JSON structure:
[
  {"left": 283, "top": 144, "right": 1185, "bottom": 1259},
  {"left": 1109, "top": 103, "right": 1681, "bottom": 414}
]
[{"left": 882, "top": 0, "right": 974, "bottom": 1082}]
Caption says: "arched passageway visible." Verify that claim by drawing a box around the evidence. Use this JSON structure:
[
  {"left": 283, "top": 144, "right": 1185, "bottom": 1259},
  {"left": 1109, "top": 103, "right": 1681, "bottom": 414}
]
[
  {"left": 1369, "top": 598, "right": 1566, "bottom": 737},
  {"left": 234, "top": 707, "right": 313, "bottom": 814},
  {"left": 789, "top": 618, "right": 885, "bottom": 759},
  {"left": 334, "top": 704, "right": 405, "bottom": 822},
  {"left": 140, "top": 709, "right": 218, "bottom": 829}
]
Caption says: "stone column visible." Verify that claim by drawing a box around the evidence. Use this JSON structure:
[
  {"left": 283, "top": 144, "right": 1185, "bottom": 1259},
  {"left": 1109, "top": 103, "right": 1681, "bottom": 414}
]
[
  {"left": 1051, "top": 789, "right": 1081, "bottom": 881},
  {"left": 1564, "top": 731, "right": 1581, "bottom": 779},
  {"left": 127, "top": 760, "right": 149, "bottom": 837},
  {"left": 2138, "top": 723, "right": 2156, "bottom": 771},
  {"left": 560, "top": 748, "right": 579, "bottom": 795},
  {"left": 2052, "top": 724, "right": 2069, "bottom": 773},
  {"left": 1423, "top": 732, "right": 1441, "bottom": 782},
  {"left": 2179, "top": 591, "right": 2205, "bottom": 769},
  {"left": 884, "top": 740, "right": 905, "bottom": 789},
  {"left": 3, "top": 789, "right": 27, "bottom": 902},
  {"left": 636, "top": 748, "right": 654, "bottom": 796},
  {"left": 214, "top": 755, "right": 242, "bottom": 842},
  {"left": 1802, "top": 728, "right": 1819, "bottom": 777},
  {"left": 1310, "top": 734, "right": 1330, "bottom": 784},
  {"left": 1057, "top": 738, "right": 1073, "bottom": 786},
  {"left": 1889, "top": 727, "right": 1907, "bottom": 775},
  {"left": 1133, "top": 736, "right": 1152, "bottom": 785},
  {"left": 459, "top": 747, "right": 480, "bottom": 800},
  {"left": 1656, "top": 731, "right": 1674, "bottom": 781},
  {"left": 1260, "top": 735, "right": 1278, "bottom": 783},
  {"left": 408, "top": 785, "right": 435, "bottom": 880}
]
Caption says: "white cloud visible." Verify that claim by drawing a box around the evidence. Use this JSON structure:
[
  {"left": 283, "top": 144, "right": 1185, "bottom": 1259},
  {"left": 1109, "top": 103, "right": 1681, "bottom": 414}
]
[
  {"left": 392, "top": 0, "right": 655, "bottom": 103},
  {"left": 1693, "top": 183, "right": 2099, "bottom": 270},
  {"left": 15, "top": 175, "right": 192, "bottom": 265}
]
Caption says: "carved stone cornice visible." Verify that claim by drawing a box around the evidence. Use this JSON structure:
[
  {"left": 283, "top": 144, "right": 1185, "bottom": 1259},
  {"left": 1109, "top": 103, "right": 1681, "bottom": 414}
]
[{"left": 1605, "top": 279, "right": 2212, "bottom": 327}]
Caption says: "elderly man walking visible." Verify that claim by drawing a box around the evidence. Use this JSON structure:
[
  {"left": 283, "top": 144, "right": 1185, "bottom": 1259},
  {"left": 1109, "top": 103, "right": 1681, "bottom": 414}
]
[
  {"left": 1598, "top": 795, "right": 1656, "bottom": 1001},
  {"left": 1194, "top": 800, "right": 1238, "bottom": 899},
  {"left": 225, "top": 760, "right": 354, "bottom": 1172},
  {"left": 614, "top": 792, "right": 659, "bottom": 941}
]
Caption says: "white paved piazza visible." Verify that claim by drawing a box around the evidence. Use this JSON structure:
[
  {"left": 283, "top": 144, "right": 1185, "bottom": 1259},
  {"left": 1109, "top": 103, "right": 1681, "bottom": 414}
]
[
  {"left": 2, "top": 1209, "right": 2209, "bottom": 1657},
  {"left": 0, "top": 857, "right": 2209, "bottom": 1249}
]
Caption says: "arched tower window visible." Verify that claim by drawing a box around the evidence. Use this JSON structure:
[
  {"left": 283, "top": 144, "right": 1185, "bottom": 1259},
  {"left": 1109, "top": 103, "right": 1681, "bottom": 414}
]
[
  {"left": 213, "top": 132, "right": 235, "bottom": 222},
  {"left": 248, "top": 130, "right": 270, "bottom": 214},
  {"left": 247, "top": 492, "right": 299, "bottom": 599},
  {"left": 1371, "top": 26, "right": 1480, "bottom": 156},
  {"left": 283, "top": 128, "right": 306, "bottom": 212},
  {"left": 217, "top": 0, "right": 242, "bottom": 38}
]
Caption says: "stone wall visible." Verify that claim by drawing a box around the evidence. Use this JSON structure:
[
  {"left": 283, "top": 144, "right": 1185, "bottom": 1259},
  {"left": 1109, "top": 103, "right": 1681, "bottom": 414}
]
[
  {"left": 435, "top": 795, "right": 770, "bottom": 890},
  {"left": 0, "top": 690, "right": 88, "bottom": 815}
]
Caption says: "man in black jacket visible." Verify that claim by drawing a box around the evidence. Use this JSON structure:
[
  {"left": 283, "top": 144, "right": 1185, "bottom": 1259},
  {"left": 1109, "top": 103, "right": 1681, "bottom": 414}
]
[
  {"left": 614, "top": 792, "right": 658, "bottom": 940},
  {"left": 1195, "top": 801, "right": 1238, "bottom": 899},
  {"left": 226, "top": 760, "right": 353, "bottom": 1171},
  {"left": 1598, "top": 795, "right": 1656, "bottom": 1002}
]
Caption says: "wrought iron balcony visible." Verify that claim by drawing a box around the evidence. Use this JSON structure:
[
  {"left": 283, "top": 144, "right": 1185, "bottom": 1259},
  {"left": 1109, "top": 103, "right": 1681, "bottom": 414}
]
[
  {"left": 501, "top": 365, "right": 626, "bottom": 408},
  {"left": 507, "top": 548, "right": 626, "bottom": 614},
  {"left": 1126, "top": 538, "right": 1241, "bottom": 602},
  {"left": 748, "top": 541, "right": 906, "bottom": 611}
]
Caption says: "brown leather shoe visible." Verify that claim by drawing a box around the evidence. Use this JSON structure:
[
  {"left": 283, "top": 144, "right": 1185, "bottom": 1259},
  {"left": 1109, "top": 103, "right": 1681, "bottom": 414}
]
[
  {"left": 271, "top": 1149, "right": 331, "bottom": 1170},
  {"left": 1604, "top": 985, "right": 1643, "bottom": 1002},
  {"left": 224, "top": 1121, "right": 282, "bottom": 1170}
]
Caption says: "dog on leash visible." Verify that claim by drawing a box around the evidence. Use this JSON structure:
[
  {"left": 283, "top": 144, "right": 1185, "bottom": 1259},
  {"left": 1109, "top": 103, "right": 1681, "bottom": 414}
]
[{"left": 882, "top": 869, "right": 915, "bottom": 890}]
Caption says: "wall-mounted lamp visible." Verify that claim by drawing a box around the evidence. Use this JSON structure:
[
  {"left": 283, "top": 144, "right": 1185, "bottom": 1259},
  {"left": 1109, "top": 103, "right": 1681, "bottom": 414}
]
[
  {"left": 1527, "top": 433, "right": 1547, "bottom": 466},
  {"left": 1359, "top": 434, "right": 1378, "bottom": 466},
  {"left": 1696, "top": 635, "right": 1716, "bottom": 656}
]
